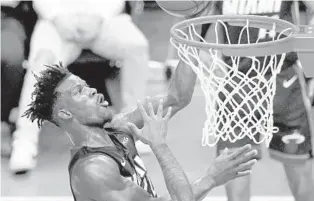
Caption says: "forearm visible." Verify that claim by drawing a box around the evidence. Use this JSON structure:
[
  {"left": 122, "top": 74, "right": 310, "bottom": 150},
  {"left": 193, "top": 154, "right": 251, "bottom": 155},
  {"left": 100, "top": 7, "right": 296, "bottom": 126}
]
[
  {"left": 166, "top": 60, "right": 197, "bottom": 109},
  {"left": 152, "top": 144, "right": 195, "bottom": 201},
  {"left": 162, "top": 174, "right": 215, "bottom": 201},
  {"left": 129, "top": 0, "right": 144, "bottom": 16},
  {"left": 123, "top": 60, "right": 197, "bottom": 129},
  {"left": 191, "top": 175, "right": 216, "bottom": 201}
]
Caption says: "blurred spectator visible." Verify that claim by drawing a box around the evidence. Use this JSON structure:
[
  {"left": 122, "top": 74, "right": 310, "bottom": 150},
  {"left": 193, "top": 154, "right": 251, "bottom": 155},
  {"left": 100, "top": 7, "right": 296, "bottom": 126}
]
[
  {"left": 1, "top": 1, "right": 36, "bottom": 158},
  {"left": 10, "top": 0, "right": 150, "bottom": 174}
]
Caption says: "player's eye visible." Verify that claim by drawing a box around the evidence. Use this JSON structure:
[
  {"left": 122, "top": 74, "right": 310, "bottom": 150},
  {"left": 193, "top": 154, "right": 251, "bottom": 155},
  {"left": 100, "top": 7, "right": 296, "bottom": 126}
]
[{"left": 72, "top": 86, "right": 82, "bottom": 95}]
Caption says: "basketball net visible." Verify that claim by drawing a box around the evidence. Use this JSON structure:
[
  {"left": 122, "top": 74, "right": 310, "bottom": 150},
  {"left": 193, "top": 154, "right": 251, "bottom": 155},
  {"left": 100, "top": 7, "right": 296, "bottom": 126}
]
[{"left": 171, "top": 20, "right": 293, "bottom": 147}]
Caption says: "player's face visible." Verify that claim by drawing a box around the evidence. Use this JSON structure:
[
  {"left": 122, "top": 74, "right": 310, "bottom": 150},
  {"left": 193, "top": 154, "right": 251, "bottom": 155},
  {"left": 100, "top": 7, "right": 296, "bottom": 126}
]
[{"left": 56, "top": 75, "right": 113, "bottom": 126}]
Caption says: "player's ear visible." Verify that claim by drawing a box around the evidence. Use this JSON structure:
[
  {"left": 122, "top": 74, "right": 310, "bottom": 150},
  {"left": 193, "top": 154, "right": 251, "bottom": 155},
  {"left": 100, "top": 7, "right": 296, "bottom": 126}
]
[{"left": 58, "top": 109, "right": 73, "bottom": 120}]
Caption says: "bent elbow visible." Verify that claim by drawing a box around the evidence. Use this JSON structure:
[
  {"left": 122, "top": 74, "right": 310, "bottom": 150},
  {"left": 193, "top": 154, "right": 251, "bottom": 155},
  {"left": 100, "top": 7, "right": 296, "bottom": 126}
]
[
  {"left": 168, "top": 95, "right": 192, "bottom": 112},
  {"left": 178, "top": 93, "right": 193, "bottom": 109},
  {"left": 183, "top": 94, "right": 193, "bottom": 107}
]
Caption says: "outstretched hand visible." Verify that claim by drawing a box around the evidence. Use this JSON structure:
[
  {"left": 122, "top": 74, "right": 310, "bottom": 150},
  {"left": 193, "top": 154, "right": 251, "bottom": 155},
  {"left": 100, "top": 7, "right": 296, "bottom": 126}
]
[
  {"left": 206, "top": 144, "right": 258, "bottom": 187},
  {"left": 127, "top": 98, "right": 172, "bottom": 147}
]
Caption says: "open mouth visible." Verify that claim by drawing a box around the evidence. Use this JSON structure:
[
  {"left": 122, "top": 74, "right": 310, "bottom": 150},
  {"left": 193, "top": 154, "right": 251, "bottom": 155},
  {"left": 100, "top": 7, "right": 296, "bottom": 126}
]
[{"left": 97, "top": 94, "right": 108, "bottom": 107}]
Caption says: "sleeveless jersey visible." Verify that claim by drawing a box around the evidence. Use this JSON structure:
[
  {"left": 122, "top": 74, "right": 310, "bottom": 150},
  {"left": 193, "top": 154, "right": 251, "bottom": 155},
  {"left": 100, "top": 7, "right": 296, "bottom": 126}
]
[{"left": 68, "top": 127, "right": 157, "bottom": 200}]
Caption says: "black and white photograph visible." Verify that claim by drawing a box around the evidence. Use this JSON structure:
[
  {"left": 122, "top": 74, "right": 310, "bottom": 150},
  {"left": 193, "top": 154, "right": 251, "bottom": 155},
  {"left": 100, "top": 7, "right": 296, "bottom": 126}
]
[{"left": 1, "top": 0, "right": 314, "bottom": 201}]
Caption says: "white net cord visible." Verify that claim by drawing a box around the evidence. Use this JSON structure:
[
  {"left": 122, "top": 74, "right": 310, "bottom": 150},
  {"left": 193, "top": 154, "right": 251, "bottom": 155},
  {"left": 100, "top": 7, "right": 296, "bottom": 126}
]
[{"left": 171, "top": 19, "right": 293, "bottom": 147}]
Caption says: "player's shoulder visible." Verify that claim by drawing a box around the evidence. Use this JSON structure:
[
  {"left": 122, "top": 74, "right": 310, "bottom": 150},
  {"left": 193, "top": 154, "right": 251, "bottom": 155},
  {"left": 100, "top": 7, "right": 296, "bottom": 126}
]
[
  {"left": 73, "top": 154, "right": 121, "bottom": 182},
  {"left": 70, "top": 154, "right": 125, "bottom": 198}
]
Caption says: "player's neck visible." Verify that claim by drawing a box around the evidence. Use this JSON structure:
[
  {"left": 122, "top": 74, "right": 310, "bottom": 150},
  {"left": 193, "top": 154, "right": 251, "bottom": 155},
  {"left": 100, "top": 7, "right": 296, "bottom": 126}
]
[{"left": 65, "top": 123, "right": 115, "bottom": 148}]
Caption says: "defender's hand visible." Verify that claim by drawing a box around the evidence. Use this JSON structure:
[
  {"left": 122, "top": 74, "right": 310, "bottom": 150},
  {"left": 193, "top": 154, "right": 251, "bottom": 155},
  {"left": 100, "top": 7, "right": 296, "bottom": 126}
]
[
  {"left": 127, "top": 98, "right": 172, "bottom": 147},
  {"left": 206, "top": 144, "right": 258, "bottom": 187}
]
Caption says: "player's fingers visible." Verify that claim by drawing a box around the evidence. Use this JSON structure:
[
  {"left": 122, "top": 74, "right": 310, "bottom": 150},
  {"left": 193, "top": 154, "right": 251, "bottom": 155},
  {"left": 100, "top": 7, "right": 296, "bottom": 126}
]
[
  {"left": 137, "top": 101, "right": 149, "bottom": 120},
  {"left": 234, "top": 159, "right": 257, "bottom": 173},
  {"left": 233, "top": 150, "right": 258, "bottom": 166},
  {"left": 164, "top": 106, "right": 172, "bottom": 120},
  {"left": 145, "top": 96, "right": 151, "bottom": 105},
  {"left": 148, "top": 102, "right": 155, "bottom": 117},
  {"left": 145, "top": 97, "right": 155, "bottom": 117},
  {"left": 127, "top": 122, "right": 141, "bottom": 136},
  {"left": 217, "top": 148, "right": 229, "bottom": 158},
  {"left": 235, "top": 170, "right": 252, "bottom": 178},
  {"left": 227, "top": 144, "right": 252, "bottom": 160},
  {"left": 157, "top": 99, "right": 164, "bottom": 117}
]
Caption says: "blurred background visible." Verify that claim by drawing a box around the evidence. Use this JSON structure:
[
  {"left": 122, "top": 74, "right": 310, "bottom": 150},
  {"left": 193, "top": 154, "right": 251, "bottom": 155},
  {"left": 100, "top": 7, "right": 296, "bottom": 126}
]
[{"left": 1, "top": 0, "right": 312, "bottom": 200}]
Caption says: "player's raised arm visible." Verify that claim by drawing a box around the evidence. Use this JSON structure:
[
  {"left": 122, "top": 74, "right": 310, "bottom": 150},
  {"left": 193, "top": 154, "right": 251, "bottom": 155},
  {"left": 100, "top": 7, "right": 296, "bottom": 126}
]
[
  {"left": 115, "top": 2, "right": 219, "bottom": 129},
  {"left": 73, "top": 144, "right": 257, "bottom": 201},
  {"left": 127, "top": 100, "right": 195, "bottom": 201},
  {"left": 73, "top": 100, "right": 195, "bottom": 201},
  {"left": 122, "top": 59, "right": 197, "bottom": 129}
]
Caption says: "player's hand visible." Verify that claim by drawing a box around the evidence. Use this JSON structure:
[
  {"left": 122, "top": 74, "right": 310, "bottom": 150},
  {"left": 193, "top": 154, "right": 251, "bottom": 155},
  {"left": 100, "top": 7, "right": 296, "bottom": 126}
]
[
  {"left": 127, "top": 98, "right": 172, "bottom": 148},
  {"left": 206, "top": 144, "right": 258, "bottom": 187}
]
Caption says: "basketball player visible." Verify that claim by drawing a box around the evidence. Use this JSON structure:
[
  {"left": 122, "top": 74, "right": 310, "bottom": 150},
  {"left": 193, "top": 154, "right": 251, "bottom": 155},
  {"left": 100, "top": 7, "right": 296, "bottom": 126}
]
[
  {"left": 23, "top": 62, "right": 258, "bottom": 201},
  {"left": 10, "top": 0, "right": 150, "bottom": 173},
  {"left": 200, "top": 1, "right": 314, "bottom": 201}
]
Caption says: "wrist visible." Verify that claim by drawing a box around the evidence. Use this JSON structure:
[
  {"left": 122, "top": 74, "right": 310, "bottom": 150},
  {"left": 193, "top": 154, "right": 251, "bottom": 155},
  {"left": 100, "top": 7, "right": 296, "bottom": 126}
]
[
  {"left": 203, "top": 174, "right": 216, "bottom": 188},
  {"left": 192, "top": 175, "right": 216, "bottom": 201},
  {"left": 150, "top": 142, "right": 168, "bottom": 152}
]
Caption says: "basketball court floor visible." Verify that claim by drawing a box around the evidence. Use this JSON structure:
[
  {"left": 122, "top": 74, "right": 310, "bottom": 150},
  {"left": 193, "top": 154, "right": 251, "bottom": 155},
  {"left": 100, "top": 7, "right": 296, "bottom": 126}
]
[{"left": 1, "top": 8, "right": 313, "bottom": 201}]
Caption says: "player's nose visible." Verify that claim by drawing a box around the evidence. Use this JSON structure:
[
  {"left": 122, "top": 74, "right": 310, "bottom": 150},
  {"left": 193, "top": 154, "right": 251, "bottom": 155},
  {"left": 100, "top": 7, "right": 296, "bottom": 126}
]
[{"left": 89, "top": 88, "right": 97, "bottom": 97}]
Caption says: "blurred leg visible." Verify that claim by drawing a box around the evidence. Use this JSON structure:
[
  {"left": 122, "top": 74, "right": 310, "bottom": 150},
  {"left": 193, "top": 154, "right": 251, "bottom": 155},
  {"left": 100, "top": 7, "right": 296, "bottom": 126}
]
[
  {"left": 270, "top": 65, "right": 313, "bottom": 201},
  {"left": 91, "top": 14, "right": 149, "bottom": 111},
  {"left": 1, "top": 59, "right": 24, "bottom": 157},
  {"left": 1, "top": 29, "right": 25, "bottom": 123},
  {"left": 217, "top": 139, "right": 260, "bottom": 201},
  {"left": 10, "top": 19, "right": 81, "bottom": 173},
  {"left": 1, "top": 17, "right": 25, "bottom": 157},
  {"left": 225, "top": 175, "right": 251, "bottom": 201},
  {"left": 283, "top": 161, "right": 314, "bottom": 201}
]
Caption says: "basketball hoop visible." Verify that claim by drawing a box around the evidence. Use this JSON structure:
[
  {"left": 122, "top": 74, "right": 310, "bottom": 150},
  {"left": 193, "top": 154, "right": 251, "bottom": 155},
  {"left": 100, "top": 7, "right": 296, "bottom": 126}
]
[{"left": 170, "top": 15, "right": 314, "bottom": 147}]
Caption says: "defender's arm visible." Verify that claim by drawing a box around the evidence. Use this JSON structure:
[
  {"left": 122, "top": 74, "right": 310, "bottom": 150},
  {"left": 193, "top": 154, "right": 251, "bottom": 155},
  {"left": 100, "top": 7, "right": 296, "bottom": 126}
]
[{"left": 120, "top": 60, "right": 197, "bottom": 129}]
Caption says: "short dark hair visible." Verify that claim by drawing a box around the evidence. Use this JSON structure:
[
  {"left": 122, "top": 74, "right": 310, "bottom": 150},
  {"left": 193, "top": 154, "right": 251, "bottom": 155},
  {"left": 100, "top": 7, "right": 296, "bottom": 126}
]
[{"left": 23, "top": 63, "right": 71, "bottom": 128}]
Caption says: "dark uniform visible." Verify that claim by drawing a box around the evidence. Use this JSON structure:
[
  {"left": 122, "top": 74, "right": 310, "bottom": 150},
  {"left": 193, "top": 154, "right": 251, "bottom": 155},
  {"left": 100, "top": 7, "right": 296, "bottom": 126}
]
[{"left": 68, "top": 127, "right": 157, "bottom": 201}]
